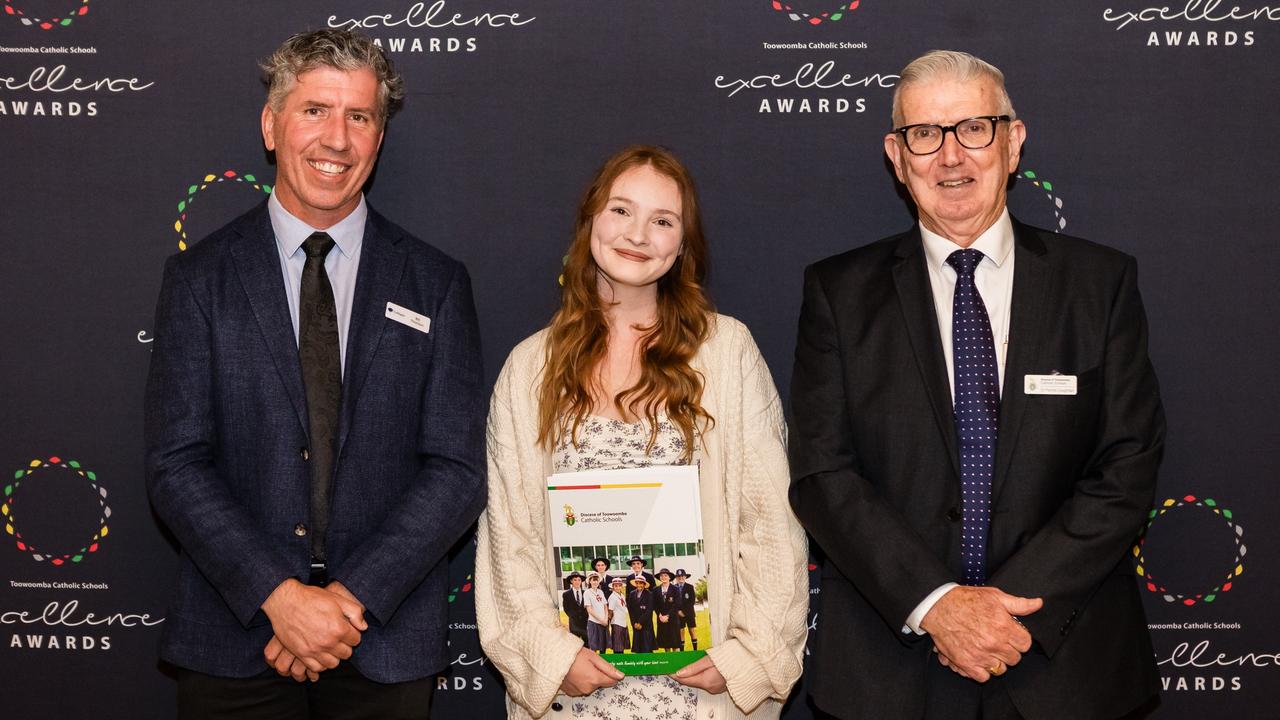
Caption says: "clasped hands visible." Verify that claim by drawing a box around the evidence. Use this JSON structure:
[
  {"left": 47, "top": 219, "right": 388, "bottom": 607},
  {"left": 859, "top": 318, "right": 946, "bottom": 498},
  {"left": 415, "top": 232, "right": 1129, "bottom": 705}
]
[
  {"left": 261, "top": 578, "right": 368, "bottom": 683},
  {"left": 559, "top": 649, "right": 727, "bottom": 697},
  {"left": 920, "top": 585, "right": 1043, "bottom": 684}
]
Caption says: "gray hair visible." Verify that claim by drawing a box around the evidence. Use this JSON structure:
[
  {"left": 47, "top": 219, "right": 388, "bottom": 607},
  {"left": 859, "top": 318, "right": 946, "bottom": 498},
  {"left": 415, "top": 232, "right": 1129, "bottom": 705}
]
[
  {"left": 261, "top": 29, "right": 405, "bottom": 122},
  {"left": 891, "top": 50, "right": 1016, "bottom": 127}
]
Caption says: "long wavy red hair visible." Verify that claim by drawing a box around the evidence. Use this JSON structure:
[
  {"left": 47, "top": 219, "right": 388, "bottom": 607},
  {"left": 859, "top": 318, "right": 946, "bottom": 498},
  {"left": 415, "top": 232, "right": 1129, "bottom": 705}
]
[{"left": 537, "top": 146, "right": 715, "bottom": 460}]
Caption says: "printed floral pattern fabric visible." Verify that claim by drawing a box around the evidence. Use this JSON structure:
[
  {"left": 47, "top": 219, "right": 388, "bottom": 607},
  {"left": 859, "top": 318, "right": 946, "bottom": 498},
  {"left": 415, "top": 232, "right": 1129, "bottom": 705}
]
[
  {"left": 552, "top": 414, "right": 697, "bottom": 719},
  {"left": 553, "top": 414, "right": 696, "bottom": 473},
  {"left": 567, "top": 675, "right": 698, "bottom": 720}
]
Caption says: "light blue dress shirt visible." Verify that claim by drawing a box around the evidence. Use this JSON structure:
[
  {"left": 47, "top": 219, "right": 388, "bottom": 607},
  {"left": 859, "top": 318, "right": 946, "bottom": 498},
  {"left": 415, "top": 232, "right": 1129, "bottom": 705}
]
[{"left": 267, "top": 192, "right": 366, "bottom": 376}]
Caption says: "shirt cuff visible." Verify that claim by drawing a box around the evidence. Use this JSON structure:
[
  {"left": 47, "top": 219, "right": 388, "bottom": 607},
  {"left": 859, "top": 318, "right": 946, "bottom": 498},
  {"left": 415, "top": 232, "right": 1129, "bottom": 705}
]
[{"left": 902, "top": 582, "right": 959, "bottom": 635}]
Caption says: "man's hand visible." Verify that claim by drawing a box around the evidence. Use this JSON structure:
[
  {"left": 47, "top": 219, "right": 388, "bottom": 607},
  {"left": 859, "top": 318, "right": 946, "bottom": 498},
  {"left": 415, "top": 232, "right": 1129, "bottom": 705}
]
[
  {"left": 673, "top": 655, "right": 727, "bottom": 694},
  {"left": 920, "top": 585, "right": 1042, "bottom": 683},
  {"left": 264, "top": 636, "right": 319, "bottom": 682},
  {"left": 261, "top": 578, "right": 367, "bottom": 674},
  {"left": 559, "top": 647, "right": 624, "bottom": 696},
  {"left": 322, "top": 579, "right": 366, "bottom": 616}
]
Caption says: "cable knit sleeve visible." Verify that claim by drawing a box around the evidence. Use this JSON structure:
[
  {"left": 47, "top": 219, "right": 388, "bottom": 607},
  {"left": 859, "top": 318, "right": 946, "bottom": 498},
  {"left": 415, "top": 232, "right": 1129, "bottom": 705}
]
[
  {"left": 705, "top": 320, "right": 810, "bottom": 715},
  {"left": 475, "top": 340, "right": 582, "bottom": 717}
]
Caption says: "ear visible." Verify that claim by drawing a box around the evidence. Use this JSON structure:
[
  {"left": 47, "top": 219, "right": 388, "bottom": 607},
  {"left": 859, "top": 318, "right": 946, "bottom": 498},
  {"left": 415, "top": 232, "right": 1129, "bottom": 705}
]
[
  {"left": 884, "top": 133, "right": 907, "bottom": 184},
  {"left": 261, "top": 104, "right": 276, "bottom": 152},
  {"left": 1006, "top": 119, "right": 1027, "bottom": 169}
]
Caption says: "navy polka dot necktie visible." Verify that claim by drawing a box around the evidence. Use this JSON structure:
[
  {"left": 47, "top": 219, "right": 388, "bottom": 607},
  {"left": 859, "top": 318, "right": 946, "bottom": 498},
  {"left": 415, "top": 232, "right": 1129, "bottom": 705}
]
[{"left": 947, "top": 248, "right": 999, "bottom": 585}]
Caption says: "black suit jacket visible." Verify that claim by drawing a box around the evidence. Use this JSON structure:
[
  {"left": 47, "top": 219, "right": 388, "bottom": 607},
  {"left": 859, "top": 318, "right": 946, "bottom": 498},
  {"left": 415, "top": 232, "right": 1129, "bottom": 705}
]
[
  {"left": 145, "top": 201, "right": 486, "bottom": 682},
  {"left": 789, "top": 219, "right": 1164, "bottom": 720},
  {"left": 562, "top": 588, "right": 589, "bottom": 634}
]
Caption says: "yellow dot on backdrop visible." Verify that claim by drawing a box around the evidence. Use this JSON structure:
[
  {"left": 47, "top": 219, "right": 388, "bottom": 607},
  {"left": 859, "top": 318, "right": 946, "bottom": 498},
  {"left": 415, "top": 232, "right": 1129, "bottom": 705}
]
[
  {"left": 29, "top": 459, "right": 41, "bottom": 468},
  {"left": 204, "top": 174, "right": 216, "bottom": 182},
  {"left": 1135, "top": 564, "right": 1144, "bottom": 575},
  {"left": 101, "top": 526, "right": 109, "bottom": 537}
]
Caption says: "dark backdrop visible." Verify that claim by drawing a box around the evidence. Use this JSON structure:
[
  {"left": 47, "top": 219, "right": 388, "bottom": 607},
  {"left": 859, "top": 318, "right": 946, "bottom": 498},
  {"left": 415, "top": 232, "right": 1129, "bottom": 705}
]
[{"left": 3, "top": 2, "right": 1277, "bottom": 717}]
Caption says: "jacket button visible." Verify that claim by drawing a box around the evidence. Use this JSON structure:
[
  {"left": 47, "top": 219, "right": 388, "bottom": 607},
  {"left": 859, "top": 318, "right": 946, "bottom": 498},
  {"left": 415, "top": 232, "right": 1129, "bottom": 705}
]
[
  {"left": 300, "top": 447, "right": 310, "bottom": 461},
  {"left": 294, "top": 523, "right": 308, "bottom": 537},
  {"left": 946, "top": 507, "right": 962, "bottom": 522},
  {"left": 550, "top": 702, "right": 563, "bottom": 712}
]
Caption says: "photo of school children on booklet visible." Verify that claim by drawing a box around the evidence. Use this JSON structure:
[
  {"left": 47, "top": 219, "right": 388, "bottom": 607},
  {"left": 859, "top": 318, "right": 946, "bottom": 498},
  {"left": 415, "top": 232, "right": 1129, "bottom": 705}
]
[{"left": 557, "top": 550, "right": 711, "bottom": 658}]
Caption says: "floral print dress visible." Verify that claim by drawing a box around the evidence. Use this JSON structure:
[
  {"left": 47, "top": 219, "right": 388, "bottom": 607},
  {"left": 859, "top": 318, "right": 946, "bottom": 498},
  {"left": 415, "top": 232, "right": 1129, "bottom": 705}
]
[{"left": 550, "top": 414, "right": 698, "bottom": 720}]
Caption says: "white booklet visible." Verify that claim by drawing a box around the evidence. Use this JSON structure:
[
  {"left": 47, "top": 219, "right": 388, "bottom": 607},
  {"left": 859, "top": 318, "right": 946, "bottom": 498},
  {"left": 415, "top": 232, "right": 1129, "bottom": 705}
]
[{"left": 547, "top": 464, "right": 710, "bottom": 675}]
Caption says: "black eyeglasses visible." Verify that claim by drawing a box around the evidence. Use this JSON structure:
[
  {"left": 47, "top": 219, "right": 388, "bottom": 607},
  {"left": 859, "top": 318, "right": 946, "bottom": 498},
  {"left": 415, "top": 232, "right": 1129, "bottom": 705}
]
[{"left": 893, "top": 115, "right": 1011, "bottom": 156}]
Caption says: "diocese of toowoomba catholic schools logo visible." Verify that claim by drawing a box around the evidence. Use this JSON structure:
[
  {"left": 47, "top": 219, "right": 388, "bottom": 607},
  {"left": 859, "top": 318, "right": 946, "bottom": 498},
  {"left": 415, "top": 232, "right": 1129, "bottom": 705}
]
[
  {"left": 3, "top": 456, "right": 111, "bottom": 565},
  {"left": 563, "top": 504, "right": 576, "bottom": 527},
  {"left": 770, "top": 1, "right": 862, "bottom": 25},
  {"left": 2, "top": 0, "right": 90, "bottom": 30}
]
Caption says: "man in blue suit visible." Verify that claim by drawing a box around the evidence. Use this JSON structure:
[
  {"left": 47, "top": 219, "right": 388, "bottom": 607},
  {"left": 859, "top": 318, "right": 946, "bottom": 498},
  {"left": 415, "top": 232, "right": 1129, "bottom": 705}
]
[{"left": 145, "top": 29, "right": 485, "bottom": 719}]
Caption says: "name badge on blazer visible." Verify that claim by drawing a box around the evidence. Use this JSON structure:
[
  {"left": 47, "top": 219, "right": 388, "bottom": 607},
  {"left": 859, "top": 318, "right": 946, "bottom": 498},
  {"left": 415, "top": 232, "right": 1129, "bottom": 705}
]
[
  {"left": 1024, "top": 374, "right": 1077, "bottom": 396},
  {"left": 386, "top": 302, "right": 431, "bottom": 334}
]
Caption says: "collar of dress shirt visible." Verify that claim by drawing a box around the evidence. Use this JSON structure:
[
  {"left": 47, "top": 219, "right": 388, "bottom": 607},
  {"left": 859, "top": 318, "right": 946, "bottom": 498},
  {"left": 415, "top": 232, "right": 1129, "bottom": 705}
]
[
  {"left": 268, "top": 191, "right": 367, "bottom": 261},
  {"left": 919, "top": 208, "right": 1014, "bottom": 272}
]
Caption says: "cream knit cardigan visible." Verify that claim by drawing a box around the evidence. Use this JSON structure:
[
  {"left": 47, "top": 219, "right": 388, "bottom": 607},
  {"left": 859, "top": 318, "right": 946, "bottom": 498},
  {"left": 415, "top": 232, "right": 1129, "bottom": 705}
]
[{"left": 476, "top": 314, "right": 809, "bottom": 720}]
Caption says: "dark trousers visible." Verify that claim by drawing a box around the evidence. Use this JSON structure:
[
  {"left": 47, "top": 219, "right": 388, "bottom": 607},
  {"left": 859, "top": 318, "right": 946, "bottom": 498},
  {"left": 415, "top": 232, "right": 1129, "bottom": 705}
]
[
  {"left": 923, "top": 658, "right": 1024, "bottom": 720},
  {"left": 177, "top": 662, "right": 435, "bottom": 720}
]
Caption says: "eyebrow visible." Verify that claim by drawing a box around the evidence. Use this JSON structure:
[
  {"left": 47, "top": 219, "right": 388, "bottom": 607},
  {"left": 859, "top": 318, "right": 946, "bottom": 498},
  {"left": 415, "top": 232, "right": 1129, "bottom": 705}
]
[
  {"left": 608, "top": 195, "right": 681, "bottom": 220},
  {"left": 301, "top": 99, "right": 377, "bottom": 115}
]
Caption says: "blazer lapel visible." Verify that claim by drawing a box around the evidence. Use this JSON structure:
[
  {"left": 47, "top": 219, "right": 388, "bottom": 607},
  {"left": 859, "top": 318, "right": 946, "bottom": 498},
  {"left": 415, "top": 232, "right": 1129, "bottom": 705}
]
[
  {"left": 991, "top": 220, "right": 1052, "bottom": 502},
  {"left": 891, "top": 230, "right": 961, "bottom": 481},
  {"left": 337, "top": 210, "right": 407, "bottom": 455},
  {"left": 229, "top": 205, "right": 309, "bottom": 435}
]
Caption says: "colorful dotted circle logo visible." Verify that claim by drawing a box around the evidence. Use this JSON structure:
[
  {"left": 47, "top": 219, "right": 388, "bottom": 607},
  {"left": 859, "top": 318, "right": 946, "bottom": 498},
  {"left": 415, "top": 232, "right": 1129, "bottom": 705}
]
[
  {"left": 771, "top": 1, "right": 861, "bottom": 25},
  {"left": 174, "top": 170, "right": 272, "bottom": 251},
  {"left": 1132, "top": 494, "right": 1245, "bottom": 605},
  {"left": 3, "top": 456, "right": 111, "bottom": 565},
  {"left": 3, "top": 0, "right": 89, "bottom": 29},
  {"left": 1015, "top": 170, "right": 1067, "bottom": 232}
]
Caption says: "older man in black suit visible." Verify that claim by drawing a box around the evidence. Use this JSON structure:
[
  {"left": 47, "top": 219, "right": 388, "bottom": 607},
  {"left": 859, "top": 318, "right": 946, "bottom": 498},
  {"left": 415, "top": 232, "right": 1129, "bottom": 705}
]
[{"left": 790, "top": 50, "right": 1164, "bottom": 720}]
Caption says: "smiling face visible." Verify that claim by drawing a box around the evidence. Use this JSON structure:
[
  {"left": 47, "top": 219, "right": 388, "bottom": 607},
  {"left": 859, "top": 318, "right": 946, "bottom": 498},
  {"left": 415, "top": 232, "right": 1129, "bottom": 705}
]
[
  {"left": 262, "top": 66, "right": 384, "bottom": 229},
  {"left": 630, "top": 560, "right": 645, "bottom": 573},
  {"left": 594, "top": 560, "right": 608, "bottom": 574},
  {"left": 884, "top": 76, "right": 1025, "bottom": 246},
  {"left": 589, "top": 164, "right": 684, "bottom": 300}
]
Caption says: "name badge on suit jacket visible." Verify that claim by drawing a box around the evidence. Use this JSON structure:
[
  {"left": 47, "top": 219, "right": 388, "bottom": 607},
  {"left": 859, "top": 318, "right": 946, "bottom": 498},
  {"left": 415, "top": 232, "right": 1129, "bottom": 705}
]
[
  {"left": 1024, "top": 373, "right": 1077, "bottom": 395},
  {"left": 386, "top": 302, "right": 431, "bottom": 334}
]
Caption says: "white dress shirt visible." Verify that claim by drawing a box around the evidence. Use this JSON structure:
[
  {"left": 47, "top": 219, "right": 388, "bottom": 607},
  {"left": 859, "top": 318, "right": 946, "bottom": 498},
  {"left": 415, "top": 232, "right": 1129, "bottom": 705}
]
[{"left": 904, "top": 209, "right": 1016, "bottom": 635}]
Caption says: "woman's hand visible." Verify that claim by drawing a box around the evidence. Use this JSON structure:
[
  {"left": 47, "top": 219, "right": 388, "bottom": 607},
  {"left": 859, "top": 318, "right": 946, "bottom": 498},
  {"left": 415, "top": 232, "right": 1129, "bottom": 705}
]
[
  {"left": 559, "top": 647, "right": 625, "bottom": 696},
  {"left": 674, "top": 655, "right": 727, "bottom": 694}
]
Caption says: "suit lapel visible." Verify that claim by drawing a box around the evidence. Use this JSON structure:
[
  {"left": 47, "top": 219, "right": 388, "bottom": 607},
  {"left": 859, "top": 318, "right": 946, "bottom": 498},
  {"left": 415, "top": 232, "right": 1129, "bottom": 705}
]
[
  {"left": 891, "top": 230, "right": 961, "bottom": 481},
  {"left": 991, "top": 220, "right": 1052, "bottom": 502},
  {"left": 229, "top": 204, "right": 309, "bottom": 435},
  {"left": 337, "top": 210, "right": 407, "bottom": 455}
]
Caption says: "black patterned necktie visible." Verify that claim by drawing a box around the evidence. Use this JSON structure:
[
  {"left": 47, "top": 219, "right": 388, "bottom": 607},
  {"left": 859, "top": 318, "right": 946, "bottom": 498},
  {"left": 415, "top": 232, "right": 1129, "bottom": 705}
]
[
  {"left": 300, "top": 231, "right": 341, "bottom": 567},
  {"left": 947, "top": 248, "right": 999, "bottom": 585}
]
